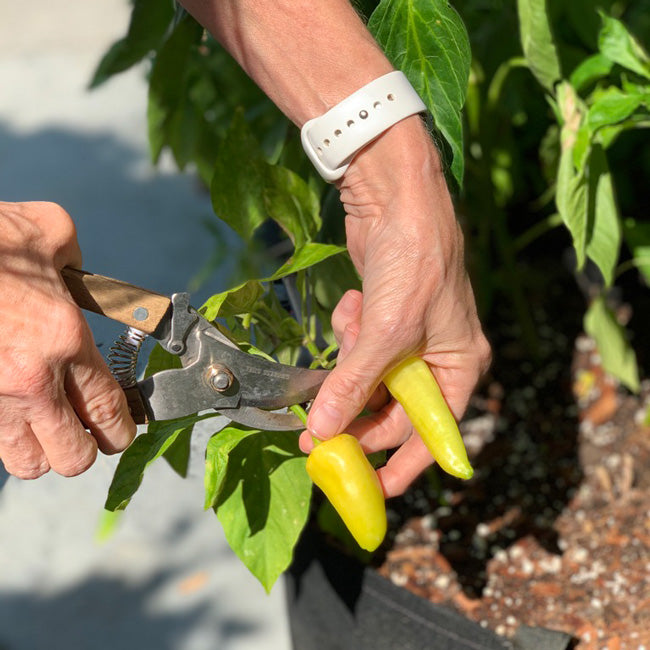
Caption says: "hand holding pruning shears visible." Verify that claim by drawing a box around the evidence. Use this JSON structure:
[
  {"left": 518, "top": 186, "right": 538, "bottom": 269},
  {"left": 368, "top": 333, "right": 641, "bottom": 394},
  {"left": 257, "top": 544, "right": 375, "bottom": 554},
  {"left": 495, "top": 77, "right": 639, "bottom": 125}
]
[
  {"left": 0, "top": 201, "right": 327, "bottom": 479},
  {"left": 0, "top": 201, "right": 136, "bottom": 479}
]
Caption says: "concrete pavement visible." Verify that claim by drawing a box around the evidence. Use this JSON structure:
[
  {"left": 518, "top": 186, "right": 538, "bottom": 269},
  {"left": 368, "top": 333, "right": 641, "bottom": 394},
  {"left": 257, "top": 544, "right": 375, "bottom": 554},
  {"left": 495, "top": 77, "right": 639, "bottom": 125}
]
[{"left": 0, "top": 2, "right": 292, "bottom": 649}]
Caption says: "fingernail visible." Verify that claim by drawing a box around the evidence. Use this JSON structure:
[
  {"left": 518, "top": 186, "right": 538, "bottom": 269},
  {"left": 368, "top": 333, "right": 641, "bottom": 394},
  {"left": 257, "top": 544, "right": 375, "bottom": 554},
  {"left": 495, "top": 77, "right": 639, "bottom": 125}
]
[
  {"left": 340, "top": 290, "right": 362, "bottom": 314},
  {"left": 308, "top": 402, "right": 343, "bottom": 439}
]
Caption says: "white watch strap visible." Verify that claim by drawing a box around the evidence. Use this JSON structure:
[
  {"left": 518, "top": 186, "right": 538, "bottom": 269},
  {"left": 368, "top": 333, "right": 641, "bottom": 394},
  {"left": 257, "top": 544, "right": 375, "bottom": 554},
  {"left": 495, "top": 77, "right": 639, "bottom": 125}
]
[{"left": 300, "top": 71, "right": 427, "bottom": 182}]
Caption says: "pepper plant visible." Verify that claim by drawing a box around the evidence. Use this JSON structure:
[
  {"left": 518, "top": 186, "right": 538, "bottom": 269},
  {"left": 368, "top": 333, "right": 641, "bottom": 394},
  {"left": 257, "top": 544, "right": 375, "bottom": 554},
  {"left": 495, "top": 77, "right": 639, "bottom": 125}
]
[{"left": 92, "top": 0, "right": 649, "bottom": 592}]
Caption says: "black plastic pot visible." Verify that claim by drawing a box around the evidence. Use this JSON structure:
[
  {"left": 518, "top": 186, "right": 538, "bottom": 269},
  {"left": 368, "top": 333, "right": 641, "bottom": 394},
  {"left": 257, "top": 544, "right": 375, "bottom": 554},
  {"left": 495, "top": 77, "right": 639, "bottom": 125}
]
[{"left": 285, "top": 526, "right": 574, "bottom": 650}]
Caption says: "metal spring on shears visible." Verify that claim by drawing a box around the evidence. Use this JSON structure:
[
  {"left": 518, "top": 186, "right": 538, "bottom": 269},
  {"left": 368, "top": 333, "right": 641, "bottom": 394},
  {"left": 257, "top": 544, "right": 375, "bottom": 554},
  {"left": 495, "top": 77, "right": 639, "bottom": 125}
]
[{"left": 107, "top": 327, "right": 146, "bottom": 389}]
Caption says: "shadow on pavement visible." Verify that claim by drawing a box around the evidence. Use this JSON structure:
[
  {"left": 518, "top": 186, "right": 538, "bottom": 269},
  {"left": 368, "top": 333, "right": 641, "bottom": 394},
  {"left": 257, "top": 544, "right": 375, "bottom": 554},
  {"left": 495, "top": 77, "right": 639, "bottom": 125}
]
[{"left": 0, "top": 569, "right": 258, "bottom": 650}]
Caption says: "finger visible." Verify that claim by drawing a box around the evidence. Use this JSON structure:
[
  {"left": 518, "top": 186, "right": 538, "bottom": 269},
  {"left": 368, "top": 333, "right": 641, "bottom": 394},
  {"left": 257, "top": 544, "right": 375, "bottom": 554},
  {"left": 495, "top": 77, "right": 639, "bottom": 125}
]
[
  {"left": 26, "top": 201, "right": 83, "bottom": 269},
  {"left": 331, "top": 295, "right": 390, "bottom": 410},
  {"left": 29, "top": 397, "right": 99, "bottom": 477},
  {"left": 306, "top": 323, "right": 406, "bottom": 440},
  {"left": 331, "top": 289, "right": 363, "bottom": 347},
  {"left": 0, "top": 421, "right": 50, "bottom": 479},
  {"left": 423, "top": 357, "right": 486, "bottom": 422},
  {"left": 298, "top": 429, "right": 314, "bottom": 453},
  {"left": 345, "top": 400, "right": 413, "bottom": 452},
  {"left": 65, "top": 343, "right": 137, "bottom": 455},
  {"left": 376, "top": 435, "right": 435, "bottom": 498}
]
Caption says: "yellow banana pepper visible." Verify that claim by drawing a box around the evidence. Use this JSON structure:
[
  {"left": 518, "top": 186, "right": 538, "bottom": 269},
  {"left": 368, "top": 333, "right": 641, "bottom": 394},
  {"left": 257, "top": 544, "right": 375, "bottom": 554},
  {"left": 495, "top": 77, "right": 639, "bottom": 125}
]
[
  {"left": 306, "top": 434, "right": 387, "bottom": 552},
  {"left": 384, "top": 357, "right": 473, "bottom": 480}
]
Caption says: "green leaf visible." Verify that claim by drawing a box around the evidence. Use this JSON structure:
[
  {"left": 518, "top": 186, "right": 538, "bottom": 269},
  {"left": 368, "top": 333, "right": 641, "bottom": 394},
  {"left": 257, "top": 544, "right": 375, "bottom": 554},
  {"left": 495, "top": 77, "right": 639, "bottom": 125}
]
[
  {"left": 598, "top": 12, "right": 650, "bottom": 80},
  {"left": 556, "top": 145, "right": 588, "bottom": 269},
  {"left": 584, "top": 296, "right": 639, "bottom": 392},
  {"left": 556, "top": 84, "right": 587, "bottom": 267},
  {"left": 516, "top": 0, "right": 562, "bottom": 92},
  {"left": 556, "top": 140, "right": 621, "bottom": 284},
  {"left": 147, "top": 16, "right": 204, "bottom": 163},
  {"left": 89, "top": 0, "right": 175, "bottom": 88},
  {"left": 586, "top": 88, "right": 645, "bottom": 132},
  {"left": 144, "top": 343, "right": 182, "bottom": 378},
  {"left": 201, "top": 281, "right": 265, "bottom": 322},
  {"left": 584, "top": 146, "right": 621, "bottom": 287},
  {"left": 105, "top": 413, "right": 218, "bottom": 511},
  {"left": 368, "top": 0, "right": 471, "bottom": 188},
  {"left": 570, "top": 54, "right": 613, "bottom": 93},
  {"left": 210, "top": 110, "right": 270, "bottom": 241},
  {"left": 623, "top": 218, "right": 650, "bottom": 284},
  {"left": 162, "top": 423, "right": 193, "bottom": 478},
  {"left": 265, "top": 243, "right": 346, "bottom": 282},
  {"left": 204, "top": 426, "right": 260, "bottom": 509},
  {"left": 210, "top": 429, "right": 312, "bottom": 592},
  {"left": 264, "top": 166, "right": 322, "bottom": 249}
]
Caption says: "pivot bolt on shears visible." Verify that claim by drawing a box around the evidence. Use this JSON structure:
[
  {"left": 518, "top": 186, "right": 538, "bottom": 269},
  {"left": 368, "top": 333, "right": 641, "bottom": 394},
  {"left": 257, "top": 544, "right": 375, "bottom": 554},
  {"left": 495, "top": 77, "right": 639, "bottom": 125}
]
[{"left": 61, "top": 268, "right": 328, "bottom": 431}]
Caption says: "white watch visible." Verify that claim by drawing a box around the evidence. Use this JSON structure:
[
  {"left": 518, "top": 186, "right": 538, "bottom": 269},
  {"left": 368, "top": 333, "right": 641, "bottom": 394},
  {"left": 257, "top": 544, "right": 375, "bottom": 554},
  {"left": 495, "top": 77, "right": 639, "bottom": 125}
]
[{"left": 300, "top": 71, "right": 427, "bottom": 182}]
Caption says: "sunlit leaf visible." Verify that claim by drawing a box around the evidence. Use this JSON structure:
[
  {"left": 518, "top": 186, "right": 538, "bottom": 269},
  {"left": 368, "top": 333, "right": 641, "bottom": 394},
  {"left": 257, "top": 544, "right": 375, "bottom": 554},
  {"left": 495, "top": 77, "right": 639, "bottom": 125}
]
[
  {"left": 368, "top": 0, "right": 471, "bottom": 188},
  {"left": 584, "top": 146, "right": 621, "bottom": 287},
  {"left": 105, "top": 413, "right": 219, "bottom": 511},
  {"left": 598, "top": 12, "right": 650, "bottom": 80},
  {"left": 586, "top": 87, "right": 644, "bottom": 132},
  {"left": 584, "top": 296, "right": 639, "bottom": 392},
  {"left": 204, "top": 426, "right": 260, "bottom": 509},
  {"left": 516, "top": 0, "right": 562, "bottom": 92},
  {"left": 144, "top": 343, "right": 182, "bottom": 378},
  {"left": 570, "top": 54, "right": 613, "bottom": 93},
  {"left": 556, "top": 83, "right": 590, "bottom": 268},
  {"left": 265, "top": 243, "right": 346, "bottom": 282},
  {"left": 210, "top": 429, "right": 312, "bottom": 592},
  {"left": 201, "top": 281, "right": 265, "bottom": 322},
  {"left": 89, "top": 0, "right": 175, "bottom": 88},
  {"left": 556, "top": 145, "right": 588, "bottom": 269}
]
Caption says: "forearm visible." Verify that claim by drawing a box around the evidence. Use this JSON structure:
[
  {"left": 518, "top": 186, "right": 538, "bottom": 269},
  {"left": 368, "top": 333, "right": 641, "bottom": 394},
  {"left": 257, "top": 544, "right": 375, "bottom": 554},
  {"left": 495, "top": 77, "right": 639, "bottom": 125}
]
[{"left": 178, "top": 0, "right": 394, "bottom": 126}]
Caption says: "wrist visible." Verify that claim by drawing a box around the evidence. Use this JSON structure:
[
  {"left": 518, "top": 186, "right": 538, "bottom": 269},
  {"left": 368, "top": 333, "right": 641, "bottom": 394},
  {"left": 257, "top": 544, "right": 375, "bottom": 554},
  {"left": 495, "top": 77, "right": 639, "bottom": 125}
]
[{"left": 339, "top": 117, "right": 446, "bottom": 205}]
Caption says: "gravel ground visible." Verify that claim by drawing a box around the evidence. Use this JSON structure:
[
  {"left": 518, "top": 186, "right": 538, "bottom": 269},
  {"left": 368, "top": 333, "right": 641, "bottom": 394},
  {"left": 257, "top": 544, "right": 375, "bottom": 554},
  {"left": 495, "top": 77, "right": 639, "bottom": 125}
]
[{"left": 0, "top": 3, "right": 291, "bottom": 649}]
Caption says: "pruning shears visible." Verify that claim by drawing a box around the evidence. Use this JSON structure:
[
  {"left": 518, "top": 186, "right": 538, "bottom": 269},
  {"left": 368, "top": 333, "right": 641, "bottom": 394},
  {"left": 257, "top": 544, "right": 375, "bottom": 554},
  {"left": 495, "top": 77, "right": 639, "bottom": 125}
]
[{"left": 61, "top": 268, "right": 327, "bottom": 431}]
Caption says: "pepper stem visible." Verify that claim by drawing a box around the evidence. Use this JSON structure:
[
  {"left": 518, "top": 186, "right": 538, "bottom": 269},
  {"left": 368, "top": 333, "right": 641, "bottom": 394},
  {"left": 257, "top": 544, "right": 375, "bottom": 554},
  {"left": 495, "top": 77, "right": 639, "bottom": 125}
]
[{"left": 289, "top": 404, "right": 321, "bottom": 447}]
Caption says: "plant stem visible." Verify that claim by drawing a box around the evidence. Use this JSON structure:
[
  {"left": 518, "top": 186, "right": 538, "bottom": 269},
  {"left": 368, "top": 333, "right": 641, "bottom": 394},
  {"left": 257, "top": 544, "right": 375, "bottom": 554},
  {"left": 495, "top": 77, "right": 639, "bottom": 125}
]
[
  {"left": 615, "top": 256, "right": 650, "bottom": 279},
  {"left": 289, "top": 403, "right": 308, "bottom": 425},
  {"left": 486, "top": 57, "right": 527, "bottom": 110},
  {"left": 513, "top": 213, "right": 563, "bottom": 252}
]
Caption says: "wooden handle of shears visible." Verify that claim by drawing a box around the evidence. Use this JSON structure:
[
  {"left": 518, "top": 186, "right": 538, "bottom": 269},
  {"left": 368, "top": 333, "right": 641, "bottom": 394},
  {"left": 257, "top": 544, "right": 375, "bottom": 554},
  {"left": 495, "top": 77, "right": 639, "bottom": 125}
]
[{"left": 61, "top": 267, "right": 172, "bottom": 336}]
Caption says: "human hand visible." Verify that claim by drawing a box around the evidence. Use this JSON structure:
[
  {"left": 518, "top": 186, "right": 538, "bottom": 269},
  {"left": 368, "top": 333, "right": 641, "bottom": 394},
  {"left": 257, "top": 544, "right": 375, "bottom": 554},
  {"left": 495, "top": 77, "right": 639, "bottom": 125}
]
[
  {"left": 0, "top": 201, "right": 136, "bottom": 479},
  {"left": 300, "top": 118, "right": 491, "bottom": 497}
]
